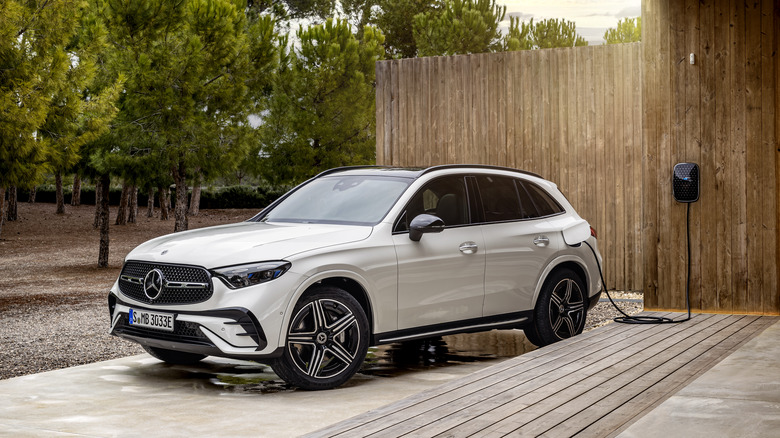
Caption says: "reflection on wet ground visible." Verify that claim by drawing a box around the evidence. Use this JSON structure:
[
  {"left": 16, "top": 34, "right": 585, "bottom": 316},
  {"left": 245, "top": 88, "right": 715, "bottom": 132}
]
[
  {"left": 361, "top": 329, "right": 537, "bottom": 377},
  {"left": 139, "top": 329, "right": 536, "bottom": 394}
]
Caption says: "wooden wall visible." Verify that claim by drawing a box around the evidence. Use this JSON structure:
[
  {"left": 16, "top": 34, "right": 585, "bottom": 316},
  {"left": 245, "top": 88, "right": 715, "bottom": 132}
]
[
  {"left": 642, "top": 0, "right": 779, "bottom": 314},
  {"left": 375, "top": 44, "right": 644, "bottom": 292}
]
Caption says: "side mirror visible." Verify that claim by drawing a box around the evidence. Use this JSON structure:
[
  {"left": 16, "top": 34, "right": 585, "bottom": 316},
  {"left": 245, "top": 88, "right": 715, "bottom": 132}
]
[{"left": 409, "top": 214, "right": 445, "bottom": 242}]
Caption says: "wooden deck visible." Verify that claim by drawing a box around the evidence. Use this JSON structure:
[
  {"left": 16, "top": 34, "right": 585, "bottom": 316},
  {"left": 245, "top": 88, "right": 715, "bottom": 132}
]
[{"left": 307, "top": 312, "right": 778, "bottom": 438}]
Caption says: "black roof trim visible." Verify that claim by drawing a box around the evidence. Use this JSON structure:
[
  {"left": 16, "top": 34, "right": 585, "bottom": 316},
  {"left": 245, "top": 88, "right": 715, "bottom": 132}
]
[{"left": 314, "top": 164, "right": 543, "bottom": 180}]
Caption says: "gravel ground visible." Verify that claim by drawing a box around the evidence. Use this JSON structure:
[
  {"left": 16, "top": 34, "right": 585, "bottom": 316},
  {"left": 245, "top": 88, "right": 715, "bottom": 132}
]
[{"left": 0, "top": 203, "right": 643, "bottom": 381}]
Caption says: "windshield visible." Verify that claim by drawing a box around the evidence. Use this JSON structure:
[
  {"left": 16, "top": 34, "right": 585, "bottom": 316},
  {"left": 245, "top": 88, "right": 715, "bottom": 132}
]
[{"left": 260, "top": 175, "right": 412, "bottom": 225}]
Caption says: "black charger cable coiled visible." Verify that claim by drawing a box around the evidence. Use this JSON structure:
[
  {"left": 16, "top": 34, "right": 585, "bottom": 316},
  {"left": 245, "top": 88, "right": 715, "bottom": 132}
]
[{"left": 583, "top": 203, "right": 691, "bottom": 324}]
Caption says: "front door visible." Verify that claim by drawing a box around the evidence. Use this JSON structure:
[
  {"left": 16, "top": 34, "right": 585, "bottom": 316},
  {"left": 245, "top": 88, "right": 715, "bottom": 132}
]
[{"left": 392, "top": 175, "right": 486, "bottom": 330}]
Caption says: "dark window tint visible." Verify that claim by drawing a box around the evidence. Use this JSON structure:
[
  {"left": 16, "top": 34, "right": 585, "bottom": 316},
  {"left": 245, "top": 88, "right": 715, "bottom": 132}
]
[
  {"left": 518, "top": 181, "right": 564, "bottom": 218},
  {"left": 475, "top": 175, "right": 523, "bottom": 222},
  {"left": 395, "top": 176, "right": 469, "bottom": 232}
]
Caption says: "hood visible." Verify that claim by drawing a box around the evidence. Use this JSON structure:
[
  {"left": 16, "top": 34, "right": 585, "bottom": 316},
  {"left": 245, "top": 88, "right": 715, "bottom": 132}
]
[{"left": 125, "top": 221, "right": 373, "bottom": 268}]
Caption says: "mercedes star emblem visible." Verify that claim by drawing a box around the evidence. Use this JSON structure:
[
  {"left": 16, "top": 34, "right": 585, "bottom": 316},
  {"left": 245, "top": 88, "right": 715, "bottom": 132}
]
[{"left": 143, "top": 269, "right": 165, "bottom": 300}]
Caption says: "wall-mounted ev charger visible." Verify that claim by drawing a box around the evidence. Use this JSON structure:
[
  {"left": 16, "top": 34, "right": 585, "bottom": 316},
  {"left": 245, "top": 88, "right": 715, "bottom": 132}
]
[
  {"left": 673, "top": 162, "right": 700, "bottom": 203},
  {"left": 586, "top": 163, "right": 698, "bottom": 324}
]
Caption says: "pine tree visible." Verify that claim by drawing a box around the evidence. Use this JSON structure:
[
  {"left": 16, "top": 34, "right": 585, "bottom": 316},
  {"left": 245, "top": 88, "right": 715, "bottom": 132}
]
[
  {"left": 98, "top": 0, "right": 279, "bottom": 232},
  {"left": 604, "top": 17, "right": 641, "bottom": 44},
  {"left": 259, "top": 19, "right": 385, "bottom": 184},
  {"left": 372, "top": 0, "right": 434, "bottom": 58},
  {"left": 413, "top": 0, "right": 506, "bottom": 56},
  {"left": 0, "top": 0, "right": 81, "bottom": 235},
  {"left": 505, "top": 18, "right": 588, "bottom": 51}
]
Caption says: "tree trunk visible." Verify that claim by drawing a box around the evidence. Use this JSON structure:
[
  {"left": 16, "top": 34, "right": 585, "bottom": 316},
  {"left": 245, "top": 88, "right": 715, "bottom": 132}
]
[
  {"left": 189, "top": 177, "right": 201, "bottom": 216},
  {"left": 0, "top": 186, "right": 6, "bottom": 238},
  {"left": 146, "top": 186, "right": 155, "bottom": 217},
  {"left": 7, "top": 186, "right": 17, "bottom": 221},
  {"left": 128, "top": 185, "right": 138, "bottom": 223},
  {"left": 55, "top": 172, "right": 65, "bottom": 214},
  {"left": 94, "top": 177, "right": 103, "bottom": 229},
  {"left": 115, "top": 182, "right": 129, "bottom": 225},
  {"left": 71, "top": 174, "right": 81, "bottom": 206},
  {"left": 158, "top": 186, "right": 169, "bottom": 221},
  {"left": 28, "top": 186, "right": 36, "bottom": 203},
  {"left": 98, "top": 174, "right": 111, "bottom": 268},
  {"left": 173, "top": 162, "right": 188, "bottom": 232}
]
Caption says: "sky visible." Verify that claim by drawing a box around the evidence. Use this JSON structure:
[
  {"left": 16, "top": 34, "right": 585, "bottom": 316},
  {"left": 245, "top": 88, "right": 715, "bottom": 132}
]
[{"left": 498, "top": 0, "right": 642, "bottom": 45}]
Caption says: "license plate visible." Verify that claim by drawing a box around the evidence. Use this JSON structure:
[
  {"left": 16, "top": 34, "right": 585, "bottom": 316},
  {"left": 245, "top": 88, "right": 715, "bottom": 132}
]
[{"left": 129, "top": 309, "right": 175, "bottom": 332}]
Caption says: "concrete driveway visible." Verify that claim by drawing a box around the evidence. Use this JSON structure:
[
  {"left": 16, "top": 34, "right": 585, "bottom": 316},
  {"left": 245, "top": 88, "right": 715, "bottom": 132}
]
[{"left": 0, "top": 330, "right": 535, "bottom": 437}]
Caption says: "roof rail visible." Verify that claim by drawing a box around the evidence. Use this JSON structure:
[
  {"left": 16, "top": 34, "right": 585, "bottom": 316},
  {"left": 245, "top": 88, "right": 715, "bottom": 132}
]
[{"left": 419, "top": 164, "right": 543, "bottom": 179}]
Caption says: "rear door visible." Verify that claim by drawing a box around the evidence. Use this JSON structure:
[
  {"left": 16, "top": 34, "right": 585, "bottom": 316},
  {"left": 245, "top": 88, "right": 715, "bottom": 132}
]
[{"left": 475, "top": 175, "right": 565, "bottom": 315}]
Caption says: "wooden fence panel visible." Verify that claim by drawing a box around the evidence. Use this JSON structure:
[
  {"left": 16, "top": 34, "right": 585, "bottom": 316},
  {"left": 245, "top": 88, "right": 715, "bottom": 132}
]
[{"left": 375, "top": 43, "right": 644, "bottom": 292}]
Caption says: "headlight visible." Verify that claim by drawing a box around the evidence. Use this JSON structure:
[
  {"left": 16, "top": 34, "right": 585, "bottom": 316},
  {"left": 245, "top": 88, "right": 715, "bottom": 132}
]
[{"left": 211, "top": 261, "right": 292, "bottom": 289}]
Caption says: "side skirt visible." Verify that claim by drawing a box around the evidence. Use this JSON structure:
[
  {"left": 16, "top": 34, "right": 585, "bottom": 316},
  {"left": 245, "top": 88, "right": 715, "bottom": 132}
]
[{"left": 372, "top": 311, "right": 533, "bottom": 345}]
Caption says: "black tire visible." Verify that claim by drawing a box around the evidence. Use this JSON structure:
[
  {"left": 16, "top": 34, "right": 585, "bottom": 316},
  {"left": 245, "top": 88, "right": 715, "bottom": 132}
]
[
  {"left": 529, "top": 268, "right": 587, "bottom": 347},
  {"left": 272, "top": 286, "right": 370, "bottom": 390},
  {"left": 143, "top": 345, "right": 206, "bottom": 365}
]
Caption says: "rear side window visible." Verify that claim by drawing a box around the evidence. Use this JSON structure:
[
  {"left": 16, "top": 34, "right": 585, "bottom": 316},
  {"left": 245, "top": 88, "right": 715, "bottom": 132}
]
[
  {"left": 475, "top": 175, "right": 523, "bottom": 222},
  {"left": 517, "top": 181, "right": 564, "bottom": 218}
]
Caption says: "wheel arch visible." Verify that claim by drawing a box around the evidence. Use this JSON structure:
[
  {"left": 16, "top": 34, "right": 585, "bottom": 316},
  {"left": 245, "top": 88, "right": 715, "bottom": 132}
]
[
  {"left": 532, "top": 257, "right": 590, "bottom": 309},
  {"left": 280, "top": 271, "right": 375, "bottom": 347}
]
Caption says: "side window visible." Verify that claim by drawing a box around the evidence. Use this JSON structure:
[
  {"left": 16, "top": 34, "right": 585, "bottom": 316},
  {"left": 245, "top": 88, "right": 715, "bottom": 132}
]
[
  {"left": 475, "top": 175, "right": 523, "bottom": 222},
  {"left": 394, "top": 176, "right": 469, "bottom": 232},
  {"left": 517, "top": 180, "right": 564, "bottom": 218}
]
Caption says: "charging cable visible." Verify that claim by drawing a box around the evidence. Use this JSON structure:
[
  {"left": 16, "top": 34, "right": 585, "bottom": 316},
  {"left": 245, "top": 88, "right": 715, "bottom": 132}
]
[{"left": 583, "top": 203, "right": 692, "bottom": 324}]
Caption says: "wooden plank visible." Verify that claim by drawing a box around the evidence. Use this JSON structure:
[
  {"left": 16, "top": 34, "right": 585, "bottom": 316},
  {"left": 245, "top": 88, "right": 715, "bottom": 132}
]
[
  {"left": 631, "top": 43, "right": 643, "bottom": 292},
  {"left": 585, "top": 317, "right": 779, "bottom": 437},
  {"left": 685, "top": 0, "right": 702, "bottom": 311},
  {"left": 567, "top": 47, "right": 578, "bottom": 211},
  {"left": 699, "top": 0, "right": 718, "bottom": 312},
  {"left": 731, "top": 0, "right": 748, "bottom": 313},
  {"left": 522, "top": 50, "right": 533, "bottom": 172},
  {"left": 668, "top": 0, "right": 686, "bottom": 311},
  {"left": 392, "top": 315, "right": 722, "bottom": 438},
  {"left": 357, "top": 314, "right": 692, "bottom": 438},
  {"left": 550, "top": 316, "right": 775, "bottom": 437},
  {"left": 477, "top": 315, "right": 752, "bottom": 437},
  {"left": 762, "top": 0, "right": 779, "bottom": 314},
  {"left": 602, "top": 45, "right": 614, "bottom": 290},
  {"left": 375, "top": 61, "right": 386, "bottom": 165},
  {"left": 556, "top": 50, "right": 569, "bottom": 191},
  {"left": 745, "top": 0, "right": 763, "bottom": 314},
  {"left": 641, "top": 0, "right": 660, "bottom": 308},
  {"left": 614, "top": 44, "right": 626, "bottom": 291},
  {"left": 714, "top": 2, "right": 733, "bottom": 312},
  {"left": 391, "top": 60, "right": 401, "bottom": 166},
  {"left": 312, "top": 320, "right": 640, "bottom": 437}
]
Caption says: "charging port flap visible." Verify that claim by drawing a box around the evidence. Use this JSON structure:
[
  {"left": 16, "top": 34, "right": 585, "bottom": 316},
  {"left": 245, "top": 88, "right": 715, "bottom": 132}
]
[{"left": 561, "top": 219, "right": 591, "bottom": 245}]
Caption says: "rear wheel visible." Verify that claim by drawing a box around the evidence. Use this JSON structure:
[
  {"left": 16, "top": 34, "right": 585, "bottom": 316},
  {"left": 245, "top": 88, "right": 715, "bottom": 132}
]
[
  {"left": 272, "top": 286, "right": 369, "bottom": 390},
  {"left": 528, "top": 268, "right": 587, "bottom": 347},
  {"left": 143, "top": 345, "right": 206, "bottom": 365}
]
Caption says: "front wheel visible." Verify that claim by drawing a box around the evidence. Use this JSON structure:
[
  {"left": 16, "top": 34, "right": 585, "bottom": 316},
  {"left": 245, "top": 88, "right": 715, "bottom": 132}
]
[
  {"left": 272, "top": 286, "right": 369, "bottom": 390},
  {"left": 526, "top": 268, "right": 587, "bottom": 347}
]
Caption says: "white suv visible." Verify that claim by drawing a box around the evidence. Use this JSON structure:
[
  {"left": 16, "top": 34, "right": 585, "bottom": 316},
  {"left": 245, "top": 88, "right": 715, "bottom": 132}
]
[{"left": 108, "top": 165, "right": 602, "bottom": 389}]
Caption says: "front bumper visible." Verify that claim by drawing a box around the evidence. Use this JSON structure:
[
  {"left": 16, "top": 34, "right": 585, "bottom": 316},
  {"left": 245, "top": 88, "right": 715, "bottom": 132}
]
[{"left": 108, "top": 296, "right": 284, "bottom": 360}]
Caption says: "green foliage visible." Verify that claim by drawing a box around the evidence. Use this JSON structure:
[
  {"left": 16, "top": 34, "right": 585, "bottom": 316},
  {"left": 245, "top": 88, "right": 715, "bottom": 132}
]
[
  {"left": 372, "top": 0, "right": 435, "bottom": 58},
  {"left": 89, "top": 0, "right": 279, "bottom": 225},
  {"left": 604, "top": 17, "right": 641, "bottom": 44},
  {"left": 198, "top": 184, "right": 289, "bottom": 209},
  {"left": 413, "top": 0, "right": 506, "bottom": 57},
  {"left": 259, "top": 19, "right": 384, "bottom": 185},
  {"left": 0, "top": 0, "right": 82, "bottom": 189},
  {"left": 40, "top": 4, "right": 123, "bottom": 175},
  {"left": 505, "top": 18, "right": 588, "bottom": 51}
]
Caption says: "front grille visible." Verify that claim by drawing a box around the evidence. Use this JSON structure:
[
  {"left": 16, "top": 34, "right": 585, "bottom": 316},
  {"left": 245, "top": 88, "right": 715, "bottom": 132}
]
[
  {"left": 119, "top": 261, "right": 213, "bottom": 305},
  {"left": 114, "top": 313, "right": 212, "bottom": 345}
]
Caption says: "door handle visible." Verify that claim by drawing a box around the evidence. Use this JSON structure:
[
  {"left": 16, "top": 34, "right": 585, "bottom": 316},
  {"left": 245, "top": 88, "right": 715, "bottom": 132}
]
[
  {"left": 533, "top": 236, "right": 550, "bottom": 247},
  {"left": 459, "top": 241, "right": 478, "bottom": 254}
]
